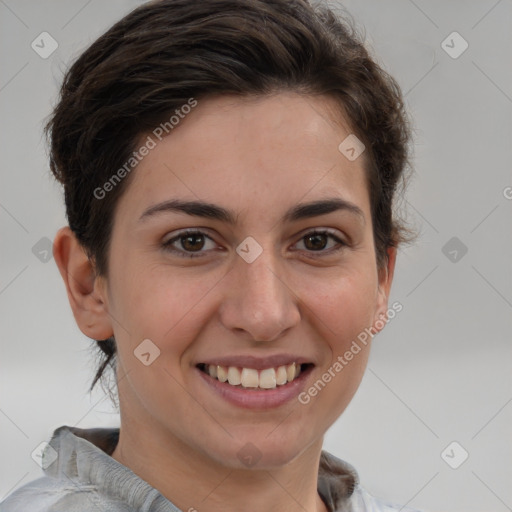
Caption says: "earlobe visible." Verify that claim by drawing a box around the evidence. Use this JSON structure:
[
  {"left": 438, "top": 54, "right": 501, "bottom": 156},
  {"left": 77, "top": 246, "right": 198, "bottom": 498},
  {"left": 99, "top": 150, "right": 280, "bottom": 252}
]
[
  {"left": 372, "top": 247, "right": 397, "bottom": 334},
  {"left": 53, "top": 226, "right": 113, "bottom": 340}
]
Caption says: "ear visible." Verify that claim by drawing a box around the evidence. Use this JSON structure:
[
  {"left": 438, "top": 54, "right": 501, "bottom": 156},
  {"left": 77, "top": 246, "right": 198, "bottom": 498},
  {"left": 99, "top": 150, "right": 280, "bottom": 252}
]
[
  {"left": 53, "top": 226, "right": 113, "bottom": 340},
  {"left": 371, "top": 246, "right": 397, "bottom": 335}
]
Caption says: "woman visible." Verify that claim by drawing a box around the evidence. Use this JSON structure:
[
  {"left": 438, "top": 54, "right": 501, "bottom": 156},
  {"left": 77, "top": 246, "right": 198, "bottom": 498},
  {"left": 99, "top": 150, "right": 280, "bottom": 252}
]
[{"left": 0, "top": 0, "right": 419, "bottom": 510}]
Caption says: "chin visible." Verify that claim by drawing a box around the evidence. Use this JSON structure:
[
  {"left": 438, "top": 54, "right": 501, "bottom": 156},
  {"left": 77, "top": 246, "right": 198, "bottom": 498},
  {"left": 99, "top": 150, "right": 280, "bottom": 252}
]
[{"left": 205, "top": 431, "right": 314, "bottom": 471}]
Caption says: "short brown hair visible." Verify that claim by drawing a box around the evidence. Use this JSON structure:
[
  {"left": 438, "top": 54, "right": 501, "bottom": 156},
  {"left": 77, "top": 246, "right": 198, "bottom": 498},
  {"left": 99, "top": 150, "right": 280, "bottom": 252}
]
[{"left": 46, "top": 0, "right": 413, "bottom": 398}]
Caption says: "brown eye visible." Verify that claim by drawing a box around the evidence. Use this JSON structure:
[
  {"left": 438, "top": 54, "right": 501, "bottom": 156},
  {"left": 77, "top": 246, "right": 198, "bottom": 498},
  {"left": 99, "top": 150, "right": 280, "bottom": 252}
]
[
  {"left": 304, "top": 233, "right": 329, "bottom": 251},
  {"left": 162, "top": 230, "right": 217, "bottom": 258},
  {"left": 295, "top": 230, "right": 346, "bottom": 256},
  {"left": 181, "top": 233, "right": 205, "bottom": 252}
]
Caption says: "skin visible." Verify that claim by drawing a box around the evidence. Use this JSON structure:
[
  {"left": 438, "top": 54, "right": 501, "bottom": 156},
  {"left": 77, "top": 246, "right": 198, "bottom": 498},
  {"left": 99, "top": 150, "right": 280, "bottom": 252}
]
[{"left": 54, "top": 92, "right": 396, "bottom": 512}]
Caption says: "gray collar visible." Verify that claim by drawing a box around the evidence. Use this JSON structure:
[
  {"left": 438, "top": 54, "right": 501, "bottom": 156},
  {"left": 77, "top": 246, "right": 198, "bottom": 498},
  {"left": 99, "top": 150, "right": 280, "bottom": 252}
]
[{"left": 44, "top": 425, "right": 359, "bottom": 512}]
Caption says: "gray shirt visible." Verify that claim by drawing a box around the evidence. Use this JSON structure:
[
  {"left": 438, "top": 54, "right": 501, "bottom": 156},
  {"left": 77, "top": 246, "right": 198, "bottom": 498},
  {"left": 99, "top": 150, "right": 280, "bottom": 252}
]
[{"left": 0, "top": 426, "right": 422, "bottom": 511}]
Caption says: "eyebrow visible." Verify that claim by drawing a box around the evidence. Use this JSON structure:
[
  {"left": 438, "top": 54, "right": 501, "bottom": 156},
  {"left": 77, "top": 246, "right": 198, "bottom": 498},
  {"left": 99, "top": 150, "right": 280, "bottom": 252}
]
[{"left": 138, "top": 197, "right": 365, "bottom": 225}]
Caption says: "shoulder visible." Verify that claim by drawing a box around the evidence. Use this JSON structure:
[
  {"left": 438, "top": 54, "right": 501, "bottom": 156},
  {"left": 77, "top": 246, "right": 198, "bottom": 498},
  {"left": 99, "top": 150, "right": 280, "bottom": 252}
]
[
  {"left": 0, "top": 476, "right": 131, "bottom": 512},
  {"left": 318, "top": 450, "right": 425, "bottom": 512},
  {"left": 349, "top": 484, "right": 424, "bottom": 512}
]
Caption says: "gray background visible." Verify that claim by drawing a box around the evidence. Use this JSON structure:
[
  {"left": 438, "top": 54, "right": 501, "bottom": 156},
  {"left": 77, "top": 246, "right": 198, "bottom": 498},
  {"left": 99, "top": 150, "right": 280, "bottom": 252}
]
[{"left": 1, "top": 1, "right": 511, "bottom": 511}]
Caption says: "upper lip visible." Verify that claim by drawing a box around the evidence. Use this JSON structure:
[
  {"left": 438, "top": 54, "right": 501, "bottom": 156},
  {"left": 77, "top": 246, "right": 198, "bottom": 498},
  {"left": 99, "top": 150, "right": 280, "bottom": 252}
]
[{"left": 197, "top": 354, "right": 314, "bottom": 370}]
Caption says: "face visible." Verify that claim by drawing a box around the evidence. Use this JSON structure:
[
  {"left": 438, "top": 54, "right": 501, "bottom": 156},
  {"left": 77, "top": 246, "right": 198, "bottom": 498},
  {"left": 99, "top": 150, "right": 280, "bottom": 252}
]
[{"left": 98, "top": 92, "right": 394, "bottom": 469}]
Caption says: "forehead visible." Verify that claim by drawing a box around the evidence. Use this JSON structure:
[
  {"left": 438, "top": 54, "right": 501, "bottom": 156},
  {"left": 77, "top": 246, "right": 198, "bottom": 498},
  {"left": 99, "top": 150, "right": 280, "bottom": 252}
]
[{"left": 116, "top": 93, "right": 370, "bottom": 225}]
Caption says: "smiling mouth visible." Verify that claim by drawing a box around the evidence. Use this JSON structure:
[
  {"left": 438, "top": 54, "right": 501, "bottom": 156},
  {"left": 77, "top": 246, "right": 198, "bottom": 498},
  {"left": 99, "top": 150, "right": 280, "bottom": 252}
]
[{"left": 196, "top": 363, "right": 314, "bottom": 390}]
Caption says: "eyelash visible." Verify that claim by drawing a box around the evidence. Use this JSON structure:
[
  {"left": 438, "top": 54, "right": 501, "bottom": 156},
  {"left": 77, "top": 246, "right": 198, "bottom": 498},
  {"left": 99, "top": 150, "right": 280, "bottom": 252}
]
[{"left": 162, "top": 229, "right": 347, "bottom": 259}]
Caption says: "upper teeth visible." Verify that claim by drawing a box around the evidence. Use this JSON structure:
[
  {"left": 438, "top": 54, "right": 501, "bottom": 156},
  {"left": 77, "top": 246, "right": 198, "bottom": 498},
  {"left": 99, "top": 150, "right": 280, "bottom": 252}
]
[{"left": 205, "top": 363, "right": 301, "bottom": 389}]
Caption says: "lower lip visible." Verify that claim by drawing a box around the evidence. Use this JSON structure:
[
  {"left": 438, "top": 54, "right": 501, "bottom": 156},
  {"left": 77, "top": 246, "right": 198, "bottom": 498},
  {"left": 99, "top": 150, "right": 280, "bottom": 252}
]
[{"left": 196, "top": 366, "right": 314, "bottom": 409}]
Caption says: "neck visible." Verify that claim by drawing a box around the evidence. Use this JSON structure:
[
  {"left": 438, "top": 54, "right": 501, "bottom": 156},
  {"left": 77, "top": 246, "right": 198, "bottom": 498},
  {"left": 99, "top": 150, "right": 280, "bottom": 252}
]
[{"left": 111, "top": 412, "right": 328, "bottom": 512}]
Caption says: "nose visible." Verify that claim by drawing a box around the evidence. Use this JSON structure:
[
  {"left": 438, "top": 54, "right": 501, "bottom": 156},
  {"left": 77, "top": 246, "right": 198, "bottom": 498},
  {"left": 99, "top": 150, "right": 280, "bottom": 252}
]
[{"left": 218, "top": 244, "right": 301, "bottom": 342}]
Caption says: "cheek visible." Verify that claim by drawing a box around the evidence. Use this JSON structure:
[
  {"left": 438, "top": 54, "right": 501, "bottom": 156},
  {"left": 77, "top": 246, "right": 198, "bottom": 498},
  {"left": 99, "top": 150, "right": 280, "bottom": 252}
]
[
  {"left": 300, "top": 268, "right": 378, "bottom": 345},
  {"left": 111, "top": 261, "right": 223, "bottom": 355},
  {"left": 297, "top": 273, "right": 375, "bottom": 424}
]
